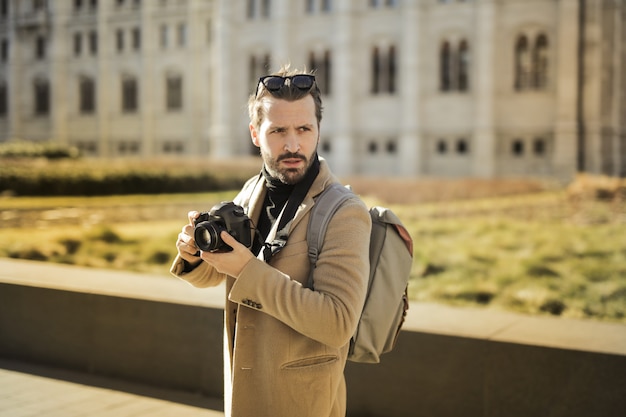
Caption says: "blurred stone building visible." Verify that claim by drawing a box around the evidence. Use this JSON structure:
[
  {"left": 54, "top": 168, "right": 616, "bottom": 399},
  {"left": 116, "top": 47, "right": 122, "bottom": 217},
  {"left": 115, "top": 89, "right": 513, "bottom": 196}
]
[{"left": 0, "top": 0, "right": 624, "bottom": 179}]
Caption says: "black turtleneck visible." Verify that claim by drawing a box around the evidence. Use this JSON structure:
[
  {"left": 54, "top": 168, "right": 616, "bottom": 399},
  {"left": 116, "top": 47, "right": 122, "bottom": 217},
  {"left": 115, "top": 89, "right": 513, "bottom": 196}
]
[{"left": 252, "top": 154, "right": 320, "bottom": 256}]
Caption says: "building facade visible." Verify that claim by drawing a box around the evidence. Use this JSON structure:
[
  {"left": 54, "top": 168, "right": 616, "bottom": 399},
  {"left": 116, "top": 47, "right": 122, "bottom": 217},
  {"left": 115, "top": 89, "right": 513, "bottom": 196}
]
[{"left": 0, "top": 0, "right": 624, "bottom": 179}]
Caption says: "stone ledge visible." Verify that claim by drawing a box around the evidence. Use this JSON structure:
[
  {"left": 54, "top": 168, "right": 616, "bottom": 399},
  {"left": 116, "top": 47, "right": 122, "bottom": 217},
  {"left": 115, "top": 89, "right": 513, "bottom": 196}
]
[
  {"left": 2, "top": 258, "right": 624, "bottom": 357},
  {"left": 1, "top": 258, "right": 625, "bottom": 417}
]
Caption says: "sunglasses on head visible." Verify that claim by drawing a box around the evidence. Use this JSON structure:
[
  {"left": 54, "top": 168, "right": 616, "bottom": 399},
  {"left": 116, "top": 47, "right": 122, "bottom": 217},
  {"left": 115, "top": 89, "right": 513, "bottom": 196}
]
[{"left": 255, "top": 74, "right": 316, "bottom": 98}]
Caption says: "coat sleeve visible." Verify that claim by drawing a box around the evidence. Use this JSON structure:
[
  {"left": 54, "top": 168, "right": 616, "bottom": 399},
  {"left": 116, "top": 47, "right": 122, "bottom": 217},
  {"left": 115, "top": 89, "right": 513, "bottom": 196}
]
[
  {"left": 170, "top": 254, "right": 226, "bottom": 288},
  {"left": 228, "top": 197, "right": 371, "bottom": 348}
]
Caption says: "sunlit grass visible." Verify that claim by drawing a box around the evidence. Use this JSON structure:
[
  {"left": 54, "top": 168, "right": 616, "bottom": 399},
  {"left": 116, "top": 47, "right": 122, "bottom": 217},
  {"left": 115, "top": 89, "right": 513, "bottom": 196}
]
[{"left": 1, "top": 173, "right": 625, "bottom": 323}]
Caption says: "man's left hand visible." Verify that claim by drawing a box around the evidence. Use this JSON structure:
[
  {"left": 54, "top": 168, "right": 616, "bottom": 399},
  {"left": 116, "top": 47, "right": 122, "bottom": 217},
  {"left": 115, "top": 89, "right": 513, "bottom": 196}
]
[{"left": 199, "top": 231, "right": 255, "bottom": 277}]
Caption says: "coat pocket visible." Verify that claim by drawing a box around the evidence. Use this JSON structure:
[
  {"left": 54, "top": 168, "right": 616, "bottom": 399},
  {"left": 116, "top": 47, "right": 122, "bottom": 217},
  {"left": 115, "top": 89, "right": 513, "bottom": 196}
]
[{"left": 280, "top": 354, "right": 338, "bottom": 370}]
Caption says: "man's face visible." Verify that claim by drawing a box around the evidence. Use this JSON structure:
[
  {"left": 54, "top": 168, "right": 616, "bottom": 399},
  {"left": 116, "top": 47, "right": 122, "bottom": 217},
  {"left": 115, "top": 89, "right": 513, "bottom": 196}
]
[{"left": 249, "top": 95, "right": 319, "bottom": 185}]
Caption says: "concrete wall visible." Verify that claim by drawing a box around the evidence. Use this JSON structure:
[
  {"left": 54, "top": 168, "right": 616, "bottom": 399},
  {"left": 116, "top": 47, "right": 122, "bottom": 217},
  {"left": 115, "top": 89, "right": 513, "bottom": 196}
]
[{"left": 1, "top": 259, "right": 625, "bottom": 417}]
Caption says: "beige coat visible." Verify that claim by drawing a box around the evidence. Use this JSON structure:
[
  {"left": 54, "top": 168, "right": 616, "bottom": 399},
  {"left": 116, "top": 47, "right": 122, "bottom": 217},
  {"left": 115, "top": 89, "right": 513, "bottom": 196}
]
[{"left": 170, "top": 160, "right": 371, "bottom": 417}]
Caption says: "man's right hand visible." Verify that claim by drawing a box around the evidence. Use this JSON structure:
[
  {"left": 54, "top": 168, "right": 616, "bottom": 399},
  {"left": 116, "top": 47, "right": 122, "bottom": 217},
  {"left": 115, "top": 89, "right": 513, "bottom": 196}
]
[{"left": 176, "top": 210, "right": 202, "bottom": 265}]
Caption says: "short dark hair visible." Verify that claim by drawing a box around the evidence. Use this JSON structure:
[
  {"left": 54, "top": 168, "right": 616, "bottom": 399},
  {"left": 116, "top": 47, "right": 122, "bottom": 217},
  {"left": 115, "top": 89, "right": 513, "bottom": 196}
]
[{"left": 248, "top": 65, "right": 323, "bottom": 130}]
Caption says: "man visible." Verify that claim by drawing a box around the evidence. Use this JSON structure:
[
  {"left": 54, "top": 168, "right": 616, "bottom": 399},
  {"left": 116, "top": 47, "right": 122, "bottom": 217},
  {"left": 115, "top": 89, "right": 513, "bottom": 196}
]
[{"left": 171, "top": 67, "right": 371, "bottom": 417}]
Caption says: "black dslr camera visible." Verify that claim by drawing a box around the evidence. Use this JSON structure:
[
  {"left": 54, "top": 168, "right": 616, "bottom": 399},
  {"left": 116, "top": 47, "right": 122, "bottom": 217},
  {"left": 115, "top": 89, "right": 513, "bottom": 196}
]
[{"left": 193, "top": 202, "right": 253, "bottom": 252}]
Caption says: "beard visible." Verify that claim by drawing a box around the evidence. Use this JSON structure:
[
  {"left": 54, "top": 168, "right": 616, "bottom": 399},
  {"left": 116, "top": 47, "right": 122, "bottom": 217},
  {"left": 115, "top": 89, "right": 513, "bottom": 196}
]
[{"left": 261, "top": 149, "right": 315, "bottom": 185}]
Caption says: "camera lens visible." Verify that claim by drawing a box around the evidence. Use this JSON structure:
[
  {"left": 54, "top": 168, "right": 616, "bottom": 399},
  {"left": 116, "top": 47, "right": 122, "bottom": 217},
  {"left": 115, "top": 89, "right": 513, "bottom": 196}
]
[{"left": 194, "top": 221, "right": 226, "bottom": 252}]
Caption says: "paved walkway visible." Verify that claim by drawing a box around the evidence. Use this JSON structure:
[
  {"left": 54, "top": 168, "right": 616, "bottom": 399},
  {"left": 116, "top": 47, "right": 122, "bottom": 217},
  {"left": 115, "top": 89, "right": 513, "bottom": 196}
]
[{"left": 0, "top": 360, "right": 224, "bottom": 417}]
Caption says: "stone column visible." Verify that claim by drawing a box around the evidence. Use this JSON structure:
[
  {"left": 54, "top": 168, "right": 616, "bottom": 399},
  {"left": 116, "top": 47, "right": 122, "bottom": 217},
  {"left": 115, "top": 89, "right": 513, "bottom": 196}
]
[
  {"left": 272, "top": 0, "right": 290, "bottom": 69},
  {"left": 49, "top": 0, "right": 69, "bottom": 145},
  {"left": 553, "top": 0, "right": 580, "bottom": 181},
  {"left": 609, "top": 0, "right": 625, "bottom": 176},
  {"left": 211, "top": 0, "right": 232, "bottom": 157},
  {"left": 472, "top": 0, "right": 496, "bottom": 177},
  {"left": 140, "top": 0, "right": 155, "bottom": 157},
  {"left": 186, "top": 0, "right": 203, "bottom": 155},
  {"left": 96, "top": 0, "right": 111, "bottom": 157},
  {"left": 399, "top": 0, "right": 421, "bottom": 176},
  {"left": 6, "top": 0, "right": 19, "bottom": 140},
  {"left": 331, "top": 0, "right": 354, "bottom": 176}
]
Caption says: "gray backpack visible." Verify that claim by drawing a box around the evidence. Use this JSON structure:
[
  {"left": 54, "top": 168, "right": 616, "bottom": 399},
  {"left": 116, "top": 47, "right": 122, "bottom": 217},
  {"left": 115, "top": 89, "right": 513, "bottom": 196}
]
[{"left": 307, "top": 183, "right": 413, "bottom": 363}]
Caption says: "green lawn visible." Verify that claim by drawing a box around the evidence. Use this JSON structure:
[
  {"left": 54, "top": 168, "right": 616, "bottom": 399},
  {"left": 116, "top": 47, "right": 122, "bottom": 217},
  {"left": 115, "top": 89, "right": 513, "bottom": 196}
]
[{"left": 1, "top": 189, "right": 624, "bottom": 323}]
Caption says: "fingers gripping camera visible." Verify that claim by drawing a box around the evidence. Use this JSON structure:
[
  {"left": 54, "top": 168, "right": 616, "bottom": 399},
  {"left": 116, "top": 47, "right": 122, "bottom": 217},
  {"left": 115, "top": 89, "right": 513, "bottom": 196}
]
[{"left": 193, "top": 202, "right": 253, "bottom": 252}]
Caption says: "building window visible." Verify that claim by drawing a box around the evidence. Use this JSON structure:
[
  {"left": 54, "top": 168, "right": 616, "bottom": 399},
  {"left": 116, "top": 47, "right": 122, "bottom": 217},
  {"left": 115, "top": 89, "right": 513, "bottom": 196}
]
[
  {"left": 35, "top": 36, "right": 46, "bottom": 60},
  {"left": 514, "top": 35, "right": 530, "bottom": 90},
  {"left": 177, "top": 23, "right": 186, "bottom": 47},
  {"left": 34, "top": 79, "right": 50, "bottom": 116},
  {"left": 74, "top": 0, "right": 82, "bottom": 11},
  {"left": 166, "top": 75, "right": 183, "bottom": 111},
  {"left": 533, "top": 34, "right": 549, "bottom": 90},
  {"left": 118, "top": 141, "right": 140, "bottom": 155},
  {"left": 386, "top": 139, "right": 397, "bottom": 154},
  {"left": 321, "top": 140, "right": 331, "bottom": 153},
  {"left": 456, "top": 139, "right": 468, "bottom": 154},
  {"left": 0, "top": 39, "right": 8, "bottom": 62},
  {"left": 132, "top": 27, "right": 141, "bottom": 51},
  {"left": 515, "top": 33, "right": 548, "bottom": 91},
  {"left": 116, "top": 29, "right": 124, "bottom": 53},
  {"left": 440, "top": 41, "right": 451, "bottom": 91},
  {"left": 160, "top": 25, "right": 168, "bottom": 49},
  {"left": 512, "top": 139, "right": 524, "bottom": 156},
  {"left": 89, "top": 31, "right": 98, "bottom": 55},
  {"left": 33, "top": 0, "right": 47, "bottom": 11},
  {"left": 79, "top": 77, "right": 95, "bottom": 114},
  {"left": 261, "top": 0, "right": 271, "bottom": 17},
  {"left": 0, "top": 82, "right": 7, "bottom": 117},
  {"left": 163, "top": 142, "right": 184, "bottom": 153},
  {"left": 533, "top": 138, "right": 546, "bottom": 156},
  {"left": 247, "top": 0, "right": 270, "bottom": 19},
  {"left": 437, "top": 139, "right": 447, "bottom": 154},
  {"left": 73, "top": 33, "right": 82, "bottom": 56},
  {"left": 0, "top": 0, "right": 8, "bottom": 17},
  {"left": 371, "top": 45, "right": 396, "bottom": 94},
  {"left": 370, "top": 0, "right": 396, "bottom": 7},
  {"left": 440, "top": 38, "right": 470, "bottom": 92},
  {"left": 368, "top": 141, "right": 378, "bottom": 154},
  {"left": 458, "top": 40, "right": 469, "bottom": 91},
  {"left": 122, "top": 77, "right": 138, "bottom": 113},
  {"left": 308, "top": 50, "right": 332, "bottom": 95},
  {"left": 249, "top": 54, "right": 271, "bottom": 92}
]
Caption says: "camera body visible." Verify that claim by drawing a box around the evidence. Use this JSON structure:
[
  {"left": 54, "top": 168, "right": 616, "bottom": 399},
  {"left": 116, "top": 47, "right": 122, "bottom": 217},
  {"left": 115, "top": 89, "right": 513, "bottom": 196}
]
[{"left": 194, "top": 202, "right": 253, "bottom": 252}]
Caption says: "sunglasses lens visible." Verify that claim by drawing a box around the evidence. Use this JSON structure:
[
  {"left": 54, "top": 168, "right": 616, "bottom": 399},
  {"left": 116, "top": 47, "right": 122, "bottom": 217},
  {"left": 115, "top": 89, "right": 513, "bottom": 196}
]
[
  {"left": 262, "top": 76, "right": 285, "bottom": 91},
  {"left": 291, "top": 75, "right": 314, "bottom": 90}
]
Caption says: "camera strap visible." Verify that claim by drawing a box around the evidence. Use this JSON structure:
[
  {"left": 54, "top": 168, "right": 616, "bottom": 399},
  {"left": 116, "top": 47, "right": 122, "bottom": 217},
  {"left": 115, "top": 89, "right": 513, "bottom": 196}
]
[{"left": 260, "top": 154, "right": 320, "bottom": 262}]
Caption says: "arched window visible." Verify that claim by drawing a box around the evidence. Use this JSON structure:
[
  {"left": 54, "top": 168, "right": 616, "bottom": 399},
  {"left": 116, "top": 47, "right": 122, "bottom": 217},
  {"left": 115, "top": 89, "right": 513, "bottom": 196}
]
[
  {"left": 166, "top": 74, "right": 182, "bottom": 111},
  {"left": 371, "top": 47, "right": 381, "bottom": 93},
  {"left": 34, "top": 78, "right": 50, "bottom": 115},
  {"left": 440, "top": 41, "right": 452, "bottom": 91},
  {"left": 121, "top": 75, "right": 138, "bottom": 113},
  {"left": 388, "top": 45, "right": 396, "bottom": 93},
  {"left": 533, "top": 34, "right": 549, "bottom": 90},
  {"left": 308, "top": 50, "right": 332, "bottom": 95},
  {"left": 458, "top": 39, "right": 469, "bottom": 91},
  {"left": 0, "top": 81, "right": 7, "bottom": 116},
  {"left": 371, "top": 45, "right": 397, "bottom": 95},
  {"left": 514, "top": 35, "right": 530, "bottom": 90},
  {"left": 249, "top": 53, "right": 271, "bottom": 92},
  {"left": 79, "top": 76, "right": 95, "bottom": 114}
]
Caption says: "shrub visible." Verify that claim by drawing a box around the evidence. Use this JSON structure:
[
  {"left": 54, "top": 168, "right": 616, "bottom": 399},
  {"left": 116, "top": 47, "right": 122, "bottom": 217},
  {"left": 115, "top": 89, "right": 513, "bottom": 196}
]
[{"left": 0, "top": 140, "right": 80, "bottom": 159}]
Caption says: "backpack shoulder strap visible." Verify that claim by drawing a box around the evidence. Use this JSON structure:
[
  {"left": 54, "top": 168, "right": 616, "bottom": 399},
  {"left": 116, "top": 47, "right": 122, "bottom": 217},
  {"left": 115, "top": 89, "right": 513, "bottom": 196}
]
[{"left": 306, "top": 182, "right": 355, "bottom": 289}]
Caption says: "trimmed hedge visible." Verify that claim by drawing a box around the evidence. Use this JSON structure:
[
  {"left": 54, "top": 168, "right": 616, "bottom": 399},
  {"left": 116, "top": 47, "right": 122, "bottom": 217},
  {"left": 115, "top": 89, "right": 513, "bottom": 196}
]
[
  {"left": 0, "top": 140, "right": 80, "bottom": 159},
  {"left": 0, "top": 159, "right": 260, "bottom": 196}
]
